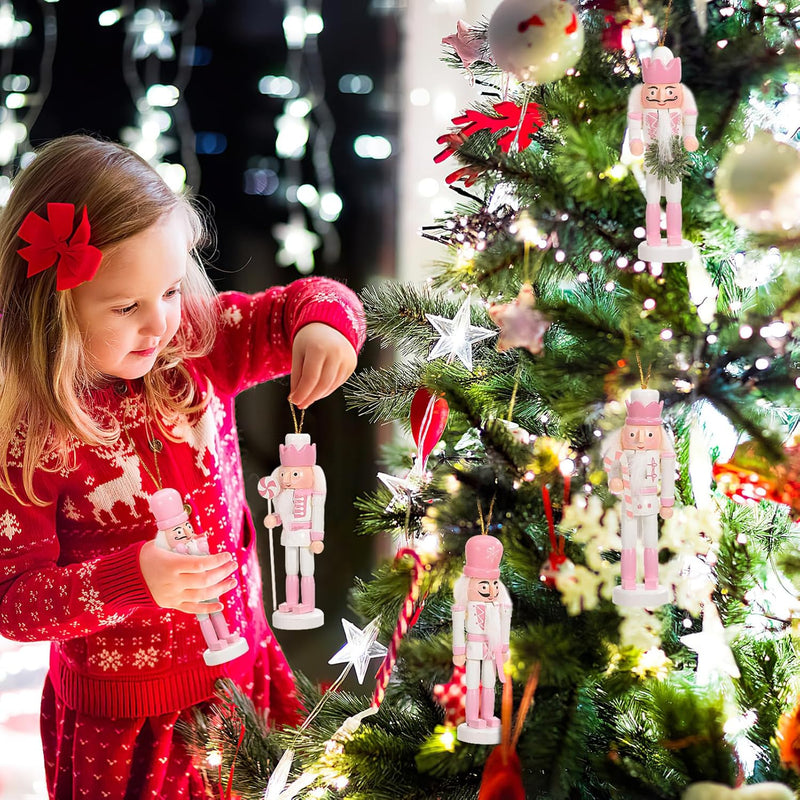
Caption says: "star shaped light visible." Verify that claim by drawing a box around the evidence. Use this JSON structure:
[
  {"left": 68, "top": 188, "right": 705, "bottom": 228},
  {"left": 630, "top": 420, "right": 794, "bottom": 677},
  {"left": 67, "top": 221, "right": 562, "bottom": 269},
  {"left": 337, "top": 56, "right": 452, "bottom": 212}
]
[
  {"left": 426, "top": 296, "right": 496, "bottom": 372},
  {"left": 264, "top": 749, "right": 316, "bottom": 800},
  {"left": 377, "top": 471, "right": 419, "bottom": 512},
  {"left": 441, "top": 20, "right": 490, "bottom": 69},
  {"left": 488, "top": 283, "right": 551, "bottom": 355},
  {"left": 681, "top": 601, "right": 741, "bottom": 684},
  {"left": 328, "top": 617, "right": 388, "bottom": 684},
  {"left": 273, "top": 217, "right": 320, "bottom": 274}
]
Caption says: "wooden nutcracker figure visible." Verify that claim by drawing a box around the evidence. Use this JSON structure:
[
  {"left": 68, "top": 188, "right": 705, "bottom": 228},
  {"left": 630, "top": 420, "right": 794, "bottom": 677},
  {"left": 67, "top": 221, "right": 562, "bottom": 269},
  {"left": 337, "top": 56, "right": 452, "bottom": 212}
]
[
  {"left": 150, "top": 488, "right": 249, "bottom": 666},
  {"left": 452, "top": 534, "right": 513, "bottom": 745},
  {"left": 627, "top": 45, "right": 698, "bottom": 263},
  {"left": 603, "top": 389, "right": 676, "bottom": 608},
  {"left": 259, "top": 433, "right": 326, "bottom": 630}
]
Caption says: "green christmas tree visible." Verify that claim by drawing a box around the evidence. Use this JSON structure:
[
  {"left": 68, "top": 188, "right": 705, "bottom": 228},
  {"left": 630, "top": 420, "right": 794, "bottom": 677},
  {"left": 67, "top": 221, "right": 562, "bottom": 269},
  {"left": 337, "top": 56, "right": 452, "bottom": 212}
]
[{"left": 181, "top": 0, "right": 800, "bottom": 797}]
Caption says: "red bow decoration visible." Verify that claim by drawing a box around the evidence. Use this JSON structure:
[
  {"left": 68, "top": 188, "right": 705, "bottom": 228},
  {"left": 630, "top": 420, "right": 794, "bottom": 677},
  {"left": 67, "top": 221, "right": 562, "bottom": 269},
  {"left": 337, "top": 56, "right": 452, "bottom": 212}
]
[{"left": 17, "top": 203, "right": 103, "bottom": 291}]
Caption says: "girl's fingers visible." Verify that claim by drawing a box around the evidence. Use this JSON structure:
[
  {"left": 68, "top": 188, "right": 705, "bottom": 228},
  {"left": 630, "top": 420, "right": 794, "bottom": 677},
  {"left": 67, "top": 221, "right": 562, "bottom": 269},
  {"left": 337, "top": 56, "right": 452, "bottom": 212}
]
[
  {"left": 290, "top": 351, "right": 324, "bottom": 409},
  {"left": 178, "top": 600, "right": 224, "bottom": 615}
]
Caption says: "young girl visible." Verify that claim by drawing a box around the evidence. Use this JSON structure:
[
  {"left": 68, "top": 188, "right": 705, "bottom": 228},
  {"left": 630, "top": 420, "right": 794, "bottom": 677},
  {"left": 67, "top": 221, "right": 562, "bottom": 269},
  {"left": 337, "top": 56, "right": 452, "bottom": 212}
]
[{"left": 0, "top": 135, "right": 366, "bottom": 799}]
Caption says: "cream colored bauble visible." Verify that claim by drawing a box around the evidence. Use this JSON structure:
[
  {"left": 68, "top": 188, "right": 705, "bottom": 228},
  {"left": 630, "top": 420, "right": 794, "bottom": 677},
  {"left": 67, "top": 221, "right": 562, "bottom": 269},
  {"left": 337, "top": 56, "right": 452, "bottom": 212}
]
[
  {"left": 682, "top": 781, "right": 794, "bottom": 800},
  {"left": 715, "top": 131, "right": 800, "bottom": 236},
  {"left": 488, "top": 0, "right": 584, "bottom": 84}
]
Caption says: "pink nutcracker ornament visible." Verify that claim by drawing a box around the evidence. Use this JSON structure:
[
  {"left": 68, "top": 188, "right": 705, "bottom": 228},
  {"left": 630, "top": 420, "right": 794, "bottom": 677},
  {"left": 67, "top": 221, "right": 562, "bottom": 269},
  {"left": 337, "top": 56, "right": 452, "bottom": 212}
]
[
  {"left": 149, "top": 489, "right": 249, "bottom": 666},
  {"left": 602, "top": 388, "right": 676, "bottom": 607},
  {"left": 258, "top": 433, "right": 326, "bottom": 630},
  {"left": 626, "top": 45, "right": 699, "bottom": 263},
  {"left": 452, "top": 534, "right": 513, "bottom": 745}
]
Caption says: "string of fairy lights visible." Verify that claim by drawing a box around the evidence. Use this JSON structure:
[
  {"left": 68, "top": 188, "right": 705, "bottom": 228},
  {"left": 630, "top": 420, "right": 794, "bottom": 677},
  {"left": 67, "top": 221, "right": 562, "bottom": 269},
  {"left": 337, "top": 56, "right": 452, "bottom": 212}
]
[
  {"left": 0, "top": 0, "right": 57, "bottom": 204},
  {"left": 99, "top": 1, "right": 202, "bottom": 193}
]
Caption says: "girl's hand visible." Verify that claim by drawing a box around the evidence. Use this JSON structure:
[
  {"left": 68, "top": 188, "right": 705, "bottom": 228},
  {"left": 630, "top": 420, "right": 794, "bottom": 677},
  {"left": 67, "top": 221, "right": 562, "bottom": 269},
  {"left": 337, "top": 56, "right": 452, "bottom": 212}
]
[
  {"left": 289, "top": 323, "right": 357, "bottom": 409},
  {"left": 138, "top": 540, "right": 238, "bottom": 614}
]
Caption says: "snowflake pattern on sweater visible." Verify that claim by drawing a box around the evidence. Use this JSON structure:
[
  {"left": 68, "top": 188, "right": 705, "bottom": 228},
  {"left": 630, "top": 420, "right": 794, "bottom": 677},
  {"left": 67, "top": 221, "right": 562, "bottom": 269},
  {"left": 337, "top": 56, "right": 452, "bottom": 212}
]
[{"left": 0, "top": 277, "right": 365, "bottom": 722}]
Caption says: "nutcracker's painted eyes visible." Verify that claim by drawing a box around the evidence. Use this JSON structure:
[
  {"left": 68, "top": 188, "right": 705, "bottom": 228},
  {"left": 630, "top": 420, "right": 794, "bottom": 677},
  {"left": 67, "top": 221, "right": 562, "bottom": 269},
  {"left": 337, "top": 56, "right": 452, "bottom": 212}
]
[
  {"left": 665, "top": 86, "right": 676, "bottom": 96},
  {"left": 628, "top": 431, "right": 636, "bottom": 438},
  {"left": 292, "top": 471, "right": 300, "bottom": 478},
  {"left": 647, "top": 431, "right": 654, "bottom": 438}
]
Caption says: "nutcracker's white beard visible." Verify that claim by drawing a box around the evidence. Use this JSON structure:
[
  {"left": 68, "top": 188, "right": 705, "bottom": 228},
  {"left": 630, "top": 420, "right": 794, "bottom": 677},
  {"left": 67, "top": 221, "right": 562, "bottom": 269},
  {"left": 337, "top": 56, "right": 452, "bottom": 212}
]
[{"left": 657, "top": 109, "right": 673, "bottom": 164}]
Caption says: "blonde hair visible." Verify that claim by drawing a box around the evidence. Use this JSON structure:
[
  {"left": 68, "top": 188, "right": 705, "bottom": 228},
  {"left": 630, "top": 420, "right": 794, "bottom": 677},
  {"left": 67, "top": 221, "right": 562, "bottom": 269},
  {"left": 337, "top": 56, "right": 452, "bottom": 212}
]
[{"left": 0, "top": 135, "right": 220, "bottom": 504}]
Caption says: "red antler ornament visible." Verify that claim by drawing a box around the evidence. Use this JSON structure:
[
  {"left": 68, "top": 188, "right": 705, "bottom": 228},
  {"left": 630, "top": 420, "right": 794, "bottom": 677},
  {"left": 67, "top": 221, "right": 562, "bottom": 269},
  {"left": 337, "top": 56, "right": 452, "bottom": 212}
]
[{"left": 17, "top": 203, "right": 103, "bottom": 291}]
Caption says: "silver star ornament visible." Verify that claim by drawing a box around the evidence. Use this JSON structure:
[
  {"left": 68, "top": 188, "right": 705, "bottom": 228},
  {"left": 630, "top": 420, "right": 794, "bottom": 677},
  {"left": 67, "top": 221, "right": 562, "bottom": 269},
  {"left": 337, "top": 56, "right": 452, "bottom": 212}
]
[{"left": 426, "top": 296, "right": 496, "bottom": 372}]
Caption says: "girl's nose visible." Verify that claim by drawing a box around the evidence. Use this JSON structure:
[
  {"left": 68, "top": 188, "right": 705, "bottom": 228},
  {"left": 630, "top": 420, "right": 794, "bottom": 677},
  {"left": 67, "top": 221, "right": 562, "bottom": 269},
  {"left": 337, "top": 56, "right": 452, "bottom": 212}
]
[{"left": 141, "top": 307, "right": 167, "bottom": 337}]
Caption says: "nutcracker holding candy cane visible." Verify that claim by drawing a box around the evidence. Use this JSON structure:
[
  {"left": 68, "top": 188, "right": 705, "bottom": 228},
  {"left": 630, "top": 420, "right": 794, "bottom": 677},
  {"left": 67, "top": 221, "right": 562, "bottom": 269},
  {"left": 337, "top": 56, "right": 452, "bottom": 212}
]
[
  {"left": 150, "top": 489, "right": 249, "bottom": 666},
  {"left": 603, "top": 388, "right": 676, "bottom": 608},
  {"left": 627, "top": 45, "right": 699, "bottom": 263},
  {"left": 258, "top": 432, "right": 326, "bottom": 630},
  {"left": 452, "top": 534, "right": 513, "bottom": 745}
]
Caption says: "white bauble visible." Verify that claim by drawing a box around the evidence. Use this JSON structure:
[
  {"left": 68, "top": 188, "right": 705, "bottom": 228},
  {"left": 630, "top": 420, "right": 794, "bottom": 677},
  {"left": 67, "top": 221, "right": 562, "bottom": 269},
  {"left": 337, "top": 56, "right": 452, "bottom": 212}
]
[
  {"left": 715, "top": 131, "right": 800, "bottom": 236},
  {"left": 488, "top": 0, "right": 584, "bottom": 84}
]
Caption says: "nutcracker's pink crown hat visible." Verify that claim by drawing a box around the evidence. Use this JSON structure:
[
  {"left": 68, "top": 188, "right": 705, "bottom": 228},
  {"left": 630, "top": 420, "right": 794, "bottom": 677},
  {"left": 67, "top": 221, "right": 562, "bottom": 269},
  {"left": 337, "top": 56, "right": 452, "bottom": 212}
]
[
  {"left": 625, "top": 388, "right": 664, "bottom": 426},
  {"left": 463, "top": 534, "right": 503, "bottom": 580},
  {"left": 279, "top": 432, "right": 317, "bottom": 466},
  {"left": 641, "top": 45, "right": 681, "bottom": 84},
  {"left": 149, "top": 488, "right": 189, "bottom": 530}
]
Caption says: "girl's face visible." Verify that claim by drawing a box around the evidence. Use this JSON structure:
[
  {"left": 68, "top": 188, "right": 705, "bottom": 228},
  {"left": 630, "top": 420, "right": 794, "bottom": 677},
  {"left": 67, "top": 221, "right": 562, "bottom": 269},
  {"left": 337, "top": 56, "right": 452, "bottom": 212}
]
[{"left": 71, "top": 208, "right": 191, "bottom": 381}]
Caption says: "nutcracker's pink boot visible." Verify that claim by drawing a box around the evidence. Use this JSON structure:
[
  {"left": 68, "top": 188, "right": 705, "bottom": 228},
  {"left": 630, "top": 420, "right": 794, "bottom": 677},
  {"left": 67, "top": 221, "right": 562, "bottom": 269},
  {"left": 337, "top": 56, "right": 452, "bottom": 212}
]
[
  {"left": 481, "top": 687, "right": 500, "bottom": 728},
  {"left": 620, "top": 549, "right": 636, "bottom": 591},
  {"left": 666, "top": 203, "right": 683, "bottom": 246},
  {"left": 298, "top": 576, "right": 315, "bottom": 613},
  {"left": 465, "top": 688, "right": 485, "bottom": 729},
  {"left": 198, "top": 617, "right": 224, "bottom": 650},
  {"left": 646, "top": 203, "right": 661, "bottom": 246},
  {"left": 279, "top": 575, "right": 300, "bottom": 612},
  {"left": 211, "top": 612, "right": 241, "bottom": 645},
  {"left": 644, "top": 548, "right": 659, "bottom": 590}
]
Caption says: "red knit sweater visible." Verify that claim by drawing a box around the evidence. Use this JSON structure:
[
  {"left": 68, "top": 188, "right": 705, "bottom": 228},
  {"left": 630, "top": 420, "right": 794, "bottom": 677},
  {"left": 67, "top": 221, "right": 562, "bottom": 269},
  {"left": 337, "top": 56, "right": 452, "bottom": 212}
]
[{"left": 0, "top": 277, "right": 366, "bottom": 722}]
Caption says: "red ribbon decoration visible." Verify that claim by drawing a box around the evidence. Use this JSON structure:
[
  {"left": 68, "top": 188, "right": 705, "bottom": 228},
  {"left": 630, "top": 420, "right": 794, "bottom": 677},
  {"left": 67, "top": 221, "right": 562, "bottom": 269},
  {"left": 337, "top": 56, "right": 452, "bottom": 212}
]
[{"left": 17, "top": 202, "right": 103, "bottom": 291}]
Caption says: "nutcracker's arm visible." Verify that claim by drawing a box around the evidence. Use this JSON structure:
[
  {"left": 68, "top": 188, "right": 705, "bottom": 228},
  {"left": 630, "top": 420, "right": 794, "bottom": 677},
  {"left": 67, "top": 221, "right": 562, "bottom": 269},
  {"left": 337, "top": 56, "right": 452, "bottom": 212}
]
[
  {"left": 310, "top": 465, "right": 326, "bottom": 542},
  {"left": 602, "top": 429, "right": 624, "bottom": 491},
  {"left": 452, "top": 604, "right": 466, "bottom": 656},
  {"left": 681, "top": 85, "right": 698, "bottom": 139},
  {"left": 659, "top": 427, "right": 676, "bottom": 507},
  {"left": 499, "top": 585, "right": 512, "bottom": 653},
  {"left": 627, "top": 85, "right": 644, "bottom": 143}
]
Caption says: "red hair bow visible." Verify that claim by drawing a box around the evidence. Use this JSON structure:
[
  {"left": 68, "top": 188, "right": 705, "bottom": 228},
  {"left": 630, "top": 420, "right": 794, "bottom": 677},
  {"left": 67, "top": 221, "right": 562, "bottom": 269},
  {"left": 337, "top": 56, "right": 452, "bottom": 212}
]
[{"left": 17, "top": 202, "right": 103, "bottom": 291}]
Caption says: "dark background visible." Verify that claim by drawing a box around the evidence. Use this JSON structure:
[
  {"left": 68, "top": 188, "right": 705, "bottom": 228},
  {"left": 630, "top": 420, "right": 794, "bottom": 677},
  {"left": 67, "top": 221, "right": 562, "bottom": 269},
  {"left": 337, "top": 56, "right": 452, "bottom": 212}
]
[{"left": 16, "top": 0, "right": 399, "bottom": 682}]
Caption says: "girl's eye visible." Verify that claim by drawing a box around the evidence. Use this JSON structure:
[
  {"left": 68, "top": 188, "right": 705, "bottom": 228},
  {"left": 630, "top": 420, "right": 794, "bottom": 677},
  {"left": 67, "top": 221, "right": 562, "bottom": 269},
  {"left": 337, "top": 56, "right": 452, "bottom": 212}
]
[
  {"left": 115, "top": 303, "right": 137, "bottom": 315},
  {"left": 165, "top": 286, "right": 182, "bottom": 299}
]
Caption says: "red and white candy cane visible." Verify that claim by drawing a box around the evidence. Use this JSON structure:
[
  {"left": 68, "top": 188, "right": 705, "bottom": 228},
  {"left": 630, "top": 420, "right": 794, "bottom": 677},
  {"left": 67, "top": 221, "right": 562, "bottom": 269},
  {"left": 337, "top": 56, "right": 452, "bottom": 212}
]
[{"left": 371, "top": 547, "right": 427, "bottom": 709}]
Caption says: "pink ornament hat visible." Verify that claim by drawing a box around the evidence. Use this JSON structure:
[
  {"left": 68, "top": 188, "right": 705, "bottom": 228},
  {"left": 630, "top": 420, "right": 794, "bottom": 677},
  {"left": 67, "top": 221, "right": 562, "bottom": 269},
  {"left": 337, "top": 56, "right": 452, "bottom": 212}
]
[
  {"left": 625, "top": 388, "right": 664, "bottom": 426},
  {"left": 463, "top": 534, "right": 503, "bottom": 580},
  {"left": 279, "top": 433, "right": 317, "bottom": 466},
  {"left": 641, "top": 45, "right": 681, "bottom": 84},
  {"left": 149, "top": 488, "right": 188, "bottom": 529}
]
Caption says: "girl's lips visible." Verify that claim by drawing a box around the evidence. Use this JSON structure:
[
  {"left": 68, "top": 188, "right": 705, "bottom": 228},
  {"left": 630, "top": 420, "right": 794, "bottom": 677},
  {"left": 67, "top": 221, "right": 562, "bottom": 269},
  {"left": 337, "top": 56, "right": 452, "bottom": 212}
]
[{"left": 131, "top": 347, "right": 157, "bottom": 357}]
